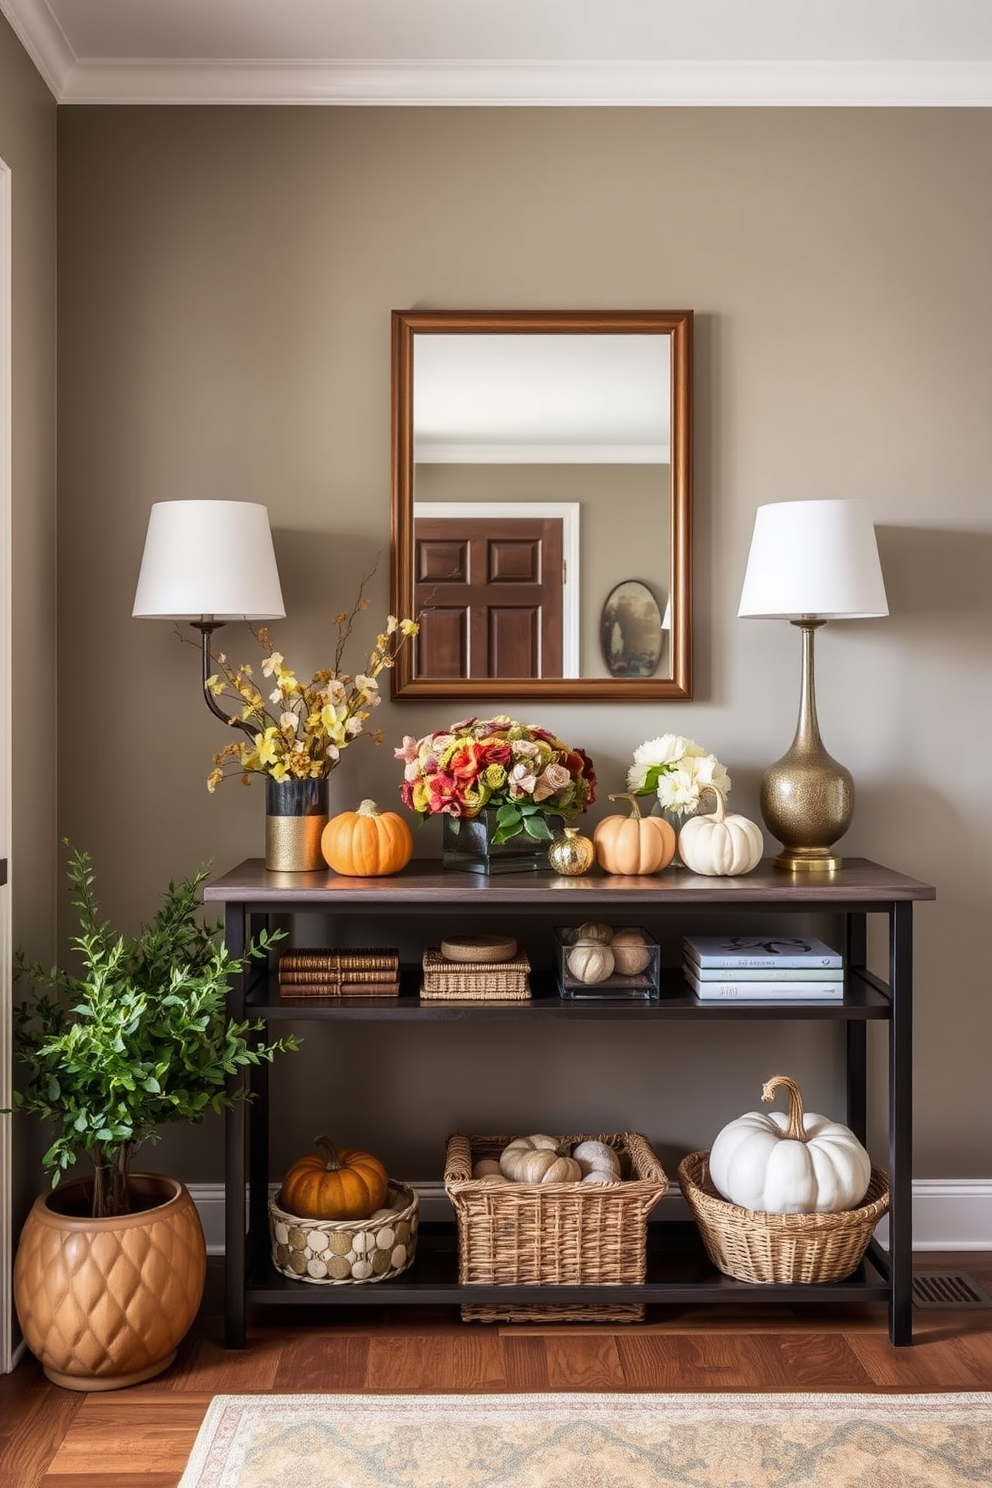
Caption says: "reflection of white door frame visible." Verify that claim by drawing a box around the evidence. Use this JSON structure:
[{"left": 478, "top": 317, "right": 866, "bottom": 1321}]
[
  {"left": 413, "top": 501, "right": 580, "bottom": 677},
  {"left": 0, "top": 156, "right": 12, "bottom": 1374}
]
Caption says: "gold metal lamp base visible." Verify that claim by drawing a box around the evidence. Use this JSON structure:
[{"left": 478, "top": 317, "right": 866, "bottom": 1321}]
[{"left": 761, "top": 619, "right": 854, "bottom": 874}]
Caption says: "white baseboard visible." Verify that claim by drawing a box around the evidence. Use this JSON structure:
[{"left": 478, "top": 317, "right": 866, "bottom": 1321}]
[{"left": 189, "top": 1178, "right": 992, "bottom": 1256}]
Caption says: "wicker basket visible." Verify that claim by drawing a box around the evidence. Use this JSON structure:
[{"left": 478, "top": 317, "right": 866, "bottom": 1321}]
[
  {"left": 677, "top": 1150, "right": 889, "bottom": 1284},
  {"left": 268, "top": 1181, "right": 419, "bottom": 1285},
  {"left": 445, "top": 1132, "right": 668, "bottom": 1322}
]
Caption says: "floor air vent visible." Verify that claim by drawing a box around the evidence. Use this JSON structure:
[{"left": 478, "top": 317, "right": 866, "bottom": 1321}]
[{"left": 912, "top": 1272, "right": 992, "bottom": 1308}]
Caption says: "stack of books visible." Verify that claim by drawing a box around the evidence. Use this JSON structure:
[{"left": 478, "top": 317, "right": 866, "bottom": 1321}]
[
  {"left": 682, "top": 935, "right": 844, "bottom": 1002},
  {"left": 277, "top": 948, "right": 401, "bottom": 998}
]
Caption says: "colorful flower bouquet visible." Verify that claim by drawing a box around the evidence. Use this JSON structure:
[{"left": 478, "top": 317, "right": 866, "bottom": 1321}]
[
  {"left": 396, "top": 715, "right": 597, "bottom": 845},
  {"left": 626, "top": 733, "right": 731, "bottom": 820}
]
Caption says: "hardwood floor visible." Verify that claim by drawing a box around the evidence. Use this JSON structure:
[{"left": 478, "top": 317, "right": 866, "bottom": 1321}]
[{"left": 3, "top": 1254, "right": 992, "bottom": 1488}]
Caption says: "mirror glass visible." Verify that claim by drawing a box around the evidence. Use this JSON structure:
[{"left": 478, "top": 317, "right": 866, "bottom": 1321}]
[{"left": 390, "top": 310, "right": 692, "bottom": 701}]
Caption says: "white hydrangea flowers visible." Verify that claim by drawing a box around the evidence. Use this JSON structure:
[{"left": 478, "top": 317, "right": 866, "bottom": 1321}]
[{"left": 627, "top": 733, "right": 731, "bottom": 818}]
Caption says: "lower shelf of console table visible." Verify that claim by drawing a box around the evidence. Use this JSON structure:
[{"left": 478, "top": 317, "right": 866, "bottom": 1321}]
[
  {"left": 204, "top": 855, "right": 935, "bottom": 1349},
  {"left": 245, "top": 1221, "right": 894, "bottom": 1311}
]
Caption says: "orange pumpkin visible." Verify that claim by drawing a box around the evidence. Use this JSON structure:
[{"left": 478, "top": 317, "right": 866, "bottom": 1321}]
[
  {"left": 278, "top": 1136, "right": 389, "bottom": 1220},
  {"left": 321, "top": 798, "right": 414, "bottom": 877},
  {"left": 593, "top": 792, "right": 677, "bottom": 876}
]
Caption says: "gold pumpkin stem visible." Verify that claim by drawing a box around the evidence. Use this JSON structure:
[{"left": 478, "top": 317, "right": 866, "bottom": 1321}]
[
  {"left": 315, "top": 1135, "right": 345, "bottom": 1172},
  {"left": 357, "top": 799, "right": 380, "bottom": 817},
  {"left": 608, "top": 792, "right": 643, "bottom": 818},
  {"left": 761, "top": 1074, "right": 808, "bottom": 1143}
]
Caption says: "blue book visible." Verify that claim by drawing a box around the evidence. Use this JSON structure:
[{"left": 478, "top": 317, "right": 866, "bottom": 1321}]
[{"left": 684, "top": 934, "right": 842, "bottom": 970}]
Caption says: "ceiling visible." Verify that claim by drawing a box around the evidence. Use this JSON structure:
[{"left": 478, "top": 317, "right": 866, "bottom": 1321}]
[{"left": 3, "top": 0, "right": 992, "bottom": 106}]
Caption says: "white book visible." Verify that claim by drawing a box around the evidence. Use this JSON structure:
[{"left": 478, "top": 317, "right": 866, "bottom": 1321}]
[
  {"left": 684, "top": 966, "right": 844, "bottom": 1001},
  {"left": 683, "top": 934, "right": 842, "bottom": 970}
]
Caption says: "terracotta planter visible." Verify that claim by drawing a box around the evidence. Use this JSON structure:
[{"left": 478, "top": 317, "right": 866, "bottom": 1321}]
[{"left": 13, "top": 1173, "right": 206, "bottom": 1391}]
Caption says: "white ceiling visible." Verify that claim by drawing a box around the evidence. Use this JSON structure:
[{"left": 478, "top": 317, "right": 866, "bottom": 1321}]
[{"left": 3, "top": 0, "right": 992, "bottom": 106}]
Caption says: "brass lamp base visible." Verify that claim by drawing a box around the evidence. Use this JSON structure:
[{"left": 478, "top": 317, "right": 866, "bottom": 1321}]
[
  {"left": 771, "top": 846, "right": 845, "bottom": 873},
  {"left": 760, "top": 619, "right": 855, "bottom": 874}
]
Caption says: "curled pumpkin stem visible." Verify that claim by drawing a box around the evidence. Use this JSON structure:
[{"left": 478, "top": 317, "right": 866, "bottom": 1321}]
[{"left": 761, "top": 1074, "right": 807, "bottom": 1144}]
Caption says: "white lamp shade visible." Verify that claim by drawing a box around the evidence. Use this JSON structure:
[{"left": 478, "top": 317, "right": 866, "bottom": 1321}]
[
  {"left": 737, "top": 499, "right": 888, "bottom": 620},
  {"left": 132, "top": 500, "right": 286, "bottom": 621}
]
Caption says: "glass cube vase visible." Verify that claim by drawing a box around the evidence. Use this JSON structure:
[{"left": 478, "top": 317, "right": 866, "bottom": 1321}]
[{"left": 441, "top": 808, "right": 562, "bottom": 875}]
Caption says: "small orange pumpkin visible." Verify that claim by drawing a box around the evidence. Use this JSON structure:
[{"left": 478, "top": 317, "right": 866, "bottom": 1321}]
[
  {"left": 321, "top": 798, "right": 414, "bottom": 877},
  {"left": 593, "top": 792, "right": 677, "bottom": 876},
  {"left": 278, "top": 1136, "right": 389, "bottom": 1220}
]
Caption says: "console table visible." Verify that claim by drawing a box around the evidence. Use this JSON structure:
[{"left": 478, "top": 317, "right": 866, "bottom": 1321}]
[{"left": 204, "top": 856, "right": 935, "bottom": 1347}]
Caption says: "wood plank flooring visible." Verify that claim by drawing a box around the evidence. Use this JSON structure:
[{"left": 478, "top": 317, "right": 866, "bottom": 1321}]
[{"left": 3, "top": 1254, "right": 992, "bottom": 1488}]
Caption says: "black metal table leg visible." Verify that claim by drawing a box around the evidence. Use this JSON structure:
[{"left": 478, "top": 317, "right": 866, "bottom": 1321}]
[{"left": 888, "top": 900, "right": 914, "bottom": 1345}]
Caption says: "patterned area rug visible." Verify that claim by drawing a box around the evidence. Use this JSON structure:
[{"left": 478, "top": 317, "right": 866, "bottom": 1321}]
[{"left": 178, "top": 1391, "right": 992, "bottom": 1488}]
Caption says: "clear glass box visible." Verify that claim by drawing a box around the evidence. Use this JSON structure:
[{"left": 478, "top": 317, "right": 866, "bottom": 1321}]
[{"left": 556, "top": 925, "right": 661, "bottom": 1001}]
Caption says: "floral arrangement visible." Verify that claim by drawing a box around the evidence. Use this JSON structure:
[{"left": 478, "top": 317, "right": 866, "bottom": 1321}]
[
  {"left": 627, "top": 733, "right": 731, "bottom": 819},
  {"left": 395, "top": 715, "right": 597, "bottom": 844},
  {"left": 205, "top": 586, "right": 418, "bottom": 791}
]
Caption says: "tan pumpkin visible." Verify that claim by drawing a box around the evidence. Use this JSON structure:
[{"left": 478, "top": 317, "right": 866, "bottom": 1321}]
[
  {"left": 593, "top": 793, "right": 677, "bottom": 876},
  {"left": 610, "top": 927, "right": 652, "bottom": 975},
  {"left": 575, "top": 921, "right": 613, "bottom": 944},
  {"left": 321, "top": 799, "right": 414, "bottom": 877},
  {"left": 567, "top": 940, "right": 615, "bottom": 985},
  {"left": 278, "top": 1136, "right": 389, "bottom": 1220},
  {"left": 499, "top": 1134, "right": 582, "bottom": 1184},
  {"left": 676, "top": 785, "right": 764, "bottom": 877}
]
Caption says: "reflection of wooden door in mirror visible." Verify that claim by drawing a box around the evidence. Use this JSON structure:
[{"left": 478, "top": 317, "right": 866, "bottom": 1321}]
[
  {"left": 391, "top": 309, "right": 692, "bottom": 702},
  {"left": 415, "top": 516, "right": 563, "bottom": 679}
]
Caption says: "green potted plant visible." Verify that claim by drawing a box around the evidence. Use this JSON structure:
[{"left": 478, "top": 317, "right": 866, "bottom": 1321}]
[{"left": 8, "top": 842, "right": 298, "bottom": 1391}]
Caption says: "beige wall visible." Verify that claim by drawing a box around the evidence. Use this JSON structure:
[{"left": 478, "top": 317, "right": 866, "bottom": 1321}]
[
  {"left": 55, "top": 105, "right": 992, "bottom": 1185},
  {"left": 0, "top": 13, "right": 58, "bottom": 1265}
]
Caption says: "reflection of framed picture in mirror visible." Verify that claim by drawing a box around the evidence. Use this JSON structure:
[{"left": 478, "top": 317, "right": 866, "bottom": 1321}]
[{"left": 601, "top": 580, "right": 667, "bottom": 678}]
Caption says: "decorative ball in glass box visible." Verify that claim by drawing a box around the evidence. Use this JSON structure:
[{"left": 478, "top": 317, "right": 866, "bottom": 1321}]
[{"left": 556, "top": 924, "right": 661, "bottom": 1001}]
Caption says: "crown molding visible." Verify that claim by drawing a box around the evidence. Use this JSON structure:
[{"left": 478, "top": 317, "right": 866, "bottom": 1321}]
[
  {"left": 2, "top": 0, "right": 992, "bottom": 109},
  {"left": 0, "top": 0, "right": 72, "bottom": 98},
  {"left": 50, "top": 58, "right": 992, "bottom": 108}
]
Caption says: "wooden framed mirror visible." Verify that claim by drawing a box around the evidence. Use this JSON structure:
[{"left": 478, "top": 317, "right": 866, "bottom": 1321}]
[{"left": 390, "top": 309, "right": 692, "bottom": 701}]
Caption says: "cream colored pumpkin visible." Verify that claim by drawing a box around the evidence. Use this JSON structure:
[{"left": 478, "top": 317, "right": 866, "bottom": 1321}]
[
  {"left": 499, "top": 1134, "right": 582, "bottom": 1184},
  {"left": 572, "top": 1139, "right": 622, "bottom": 1182},
  {"left": 567, "top": 941, "right": 615, "bottom": 985},
  {"left": 677, "top": 785, "right": 764, "bottom": 877},
  {"left": 708, "top": 1074, "right": 872, "bottom": 1214}
]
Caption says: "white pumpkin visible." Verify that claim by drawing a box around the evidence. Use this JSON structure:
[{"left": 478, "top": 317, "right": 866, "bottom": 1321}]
[
  {"left": 708, "top": 1074, "right": 872, "bottom": 1214},
  {"left": 499, "top": 1134, "right": 582, "bottom": 1184},
  {"left": 572, "top": 1139, "right": 622, "bottom": 1182},
  {"left": 677, "top": 785, "right": 764, "bottom": 877}
]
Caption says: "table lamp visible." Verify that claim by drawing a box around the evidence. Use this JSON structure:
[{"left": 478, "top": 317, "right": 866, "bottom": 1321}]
[
  {"left": 132, "top": 499, "right": 285, "bottom": 739},
  {"left": 737, "top": 498, "right": 888, "bottom": 871}
]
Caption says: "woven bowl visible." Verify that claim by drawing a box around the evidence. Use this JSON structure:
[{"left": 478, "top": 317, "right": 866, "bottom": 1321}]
[
  {"left": 677, "top": 1150, "right": 889, "bottom": 1285},
  {"left": 269, "top": 1181, "right": 419, "bottom": 1285}
]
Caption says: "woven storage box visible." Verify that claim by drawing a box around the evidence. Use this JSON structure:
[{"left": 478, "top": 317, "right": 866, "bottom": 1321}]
[
  {"left": 421, "top": 947, "right": 531, "bottom": 1002},
  {"left": 445, "top": 1132, "right": 668, "bottom": 1322},
  {"left": 677, "top": 1150, "right": 889, "bottom": 1285},
  {"left": 268, "top": 1181, "right": 418, "bottom": 1285}
]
